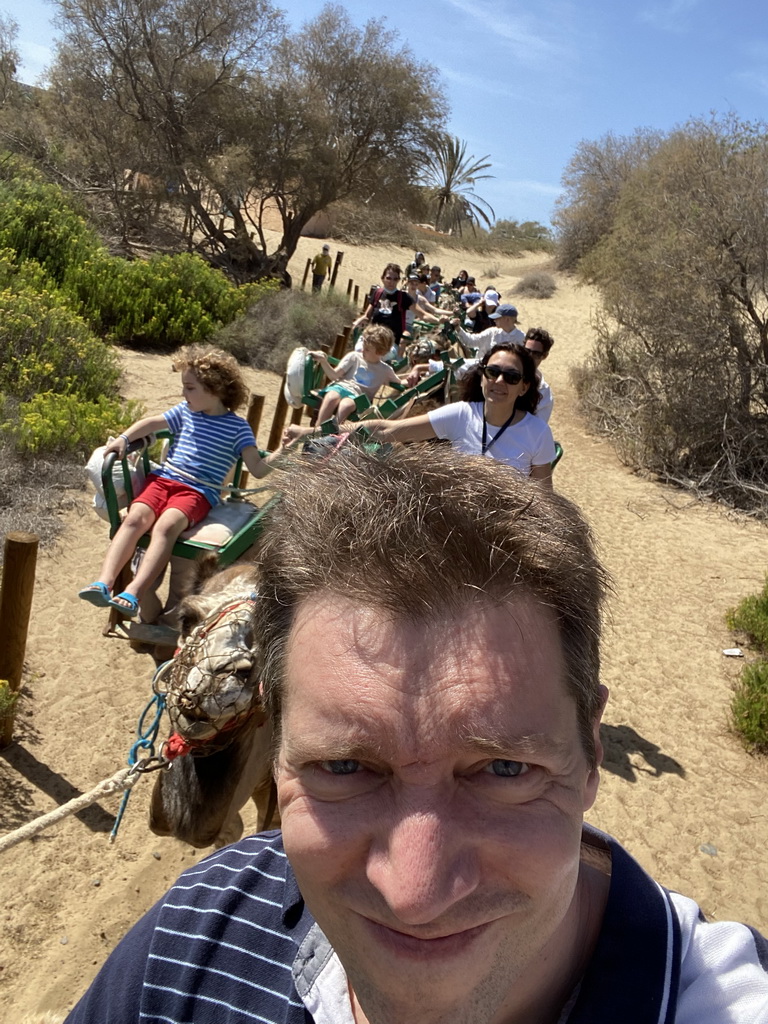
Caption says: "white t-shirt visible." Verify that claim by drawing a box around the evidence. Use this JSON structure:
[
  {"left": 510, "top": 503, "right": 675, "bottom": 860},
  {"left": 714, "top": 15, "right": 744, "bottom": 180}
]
[
  {"left": 537, "top": 376, "right": 553, "bottom": 422},
  {"left": 428, "top": 401, "right": 556, "bottom": 472}
]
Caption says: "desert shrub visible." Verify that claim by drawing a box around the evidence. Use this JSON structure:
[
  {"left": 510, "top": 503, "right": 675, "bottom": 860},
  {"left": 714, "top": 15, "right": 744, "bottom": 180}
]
[
  {"left": 1, "top": 392, "right": 144, "bottom": 458},
  {"left": 553, "top": 128, "right": 664, "bottom": 271},
  {"left": 731, "top": 660, "right": 768, "bottom": 753},
  {"left": 64, "top": 253, "right": 276, "bottom": 350},
  {"left": 727, "top": 580, "right": 768, "bottom": 654},
  {"left": 0, "top": 679, "right": 19, "bottom": 720},
  {"left": 571, "top": 116, "right": 768, "bottom": 515},
  {"left": 0, "top": 284, "right": 120, "bottom": 402},
  {"left": 0, "top": 155, "right": 101, "bottom": 283},
  {"left": 0, "top": 439, "right": 85, "bottom": 555},
  {"left": 0, "top": 157, "right": 268, "bottom": 351},
  {"left": 513, "top": 271, "right": 556, "bottom": 299},
  {"left": 214, "top": 288, "right": 355, "bottom": 375},
  {"left": 483, "top": 262, "right": 500, "bottom": 280}
]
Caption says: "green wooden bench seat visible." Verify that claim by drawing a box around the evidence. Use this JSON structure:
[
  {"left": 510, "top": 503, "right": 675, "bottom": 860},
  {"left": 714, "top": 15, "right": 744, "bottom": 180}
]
[{"left": 101, "top": 431, "right": 274, "bottom": 567}]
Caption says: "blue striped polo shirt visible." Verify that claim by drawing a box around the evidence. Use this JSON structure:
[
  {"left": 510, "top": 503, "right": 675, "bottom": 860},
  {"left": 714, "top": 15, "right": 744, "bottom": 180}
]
[
  {"left": 64, "top": 827, "right": 768, "bottom": 1023},
  {"left": 158, "top": 402, "right": 256, "bottom": 507}
]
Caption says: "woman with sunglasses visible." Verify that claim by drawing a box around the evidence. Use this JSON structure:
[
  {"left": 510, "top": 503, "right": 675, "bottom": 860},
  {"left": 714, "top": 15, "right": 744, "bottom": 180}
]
[{"left": 367, "top": 343, "right": 556, "bottom": 486}]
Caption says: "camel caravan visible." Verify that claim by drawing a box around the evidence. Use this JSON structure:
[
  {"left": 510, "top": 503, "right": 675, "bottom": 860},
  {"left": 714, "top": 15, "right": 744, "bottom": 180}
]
[{"left": 68, "top": 260, "right": 546, "bottom": 852}]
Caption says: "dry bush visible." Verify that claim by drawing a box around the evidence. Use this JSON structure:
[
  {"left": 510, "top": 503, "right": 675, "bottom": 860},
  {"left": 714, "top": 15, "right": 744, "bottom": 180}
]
[
  {"left": 513, "top": 271, "right": 556, "bottom": 299},
  {"left": 0, "top": 442, "right": 84, "bottom": 563},
  {"left": 570, "top": 117, "right": 768, "bottom": 516},
  {"left": 571, "top": 324, "right": 768, "bottom": 515},
  {"left": 213, "top": 288, "right": 356, "bottom": 376}
]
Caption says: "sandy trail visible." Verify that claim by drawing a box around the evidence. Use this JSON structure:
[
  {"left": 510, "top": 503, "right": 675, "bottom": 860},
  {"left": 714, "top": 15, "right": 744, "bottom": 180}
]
[{"left": 1, "top": 239, "right": 767, "bottom": 1022}]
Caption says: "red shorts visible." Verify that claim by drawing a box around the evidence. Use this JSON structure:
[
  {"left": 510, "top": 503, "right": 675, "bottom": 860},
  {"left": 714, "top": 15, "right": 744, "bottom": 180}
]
[{"left": 132, "top": 473, "right": 212, "bottom": 528}]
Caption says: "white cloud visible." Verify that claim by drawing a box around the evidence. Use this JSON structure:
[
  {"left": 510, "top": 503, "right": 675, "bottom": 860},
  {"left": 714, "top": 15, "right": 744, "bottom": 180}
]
[
  {"left": 17, "top": 40, "right": 53, "bottom": 85},
  {"left": 638, "top": 0, "right": 702, "bottom": 32},
  {"left": 442, "top": 0, "right": 578, "bottom": 66},
  {"left": 504, "top": 179, "right": 562, "bottom": 198},
  {"left": 733, "top": 69, "right": 768, "bottom": 98},
  {"left": 442, "top": 66, "right": 525, "bottom": 100}
]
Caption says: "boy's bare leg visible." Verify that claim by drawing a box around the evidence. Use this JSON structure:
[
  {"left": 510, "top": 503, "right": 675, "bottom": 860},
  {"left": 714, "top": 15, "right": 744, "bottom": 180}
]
[
  {"left": 95, "top": 503, "right": 157, "bottom": 591},
  {"left": 113, "top": 507, "right": 190, "bottom": 605},
  {"left": 316, "top": 390, "right": 342, "bottom": 422},
  {"left": 336, "top": 397, "right": 357, "bottom": 423}
]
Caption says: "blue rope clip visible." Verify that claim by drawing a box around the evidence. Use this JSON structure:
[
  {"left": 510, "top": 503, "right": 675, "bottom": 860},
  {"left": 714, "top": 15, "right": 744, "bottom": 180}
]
[{"left": 110, "top": 680, "right": 168, "bottom": 842}]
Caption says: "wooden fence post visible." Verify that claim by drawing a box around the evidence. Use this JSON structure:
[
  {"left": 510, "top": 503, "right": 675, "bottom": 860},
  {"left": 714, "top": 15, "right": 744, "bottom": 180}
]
[
  {"left": 237, "top": 393, "right": 266, "bottom": 488},
  {"left": 267, "top": 377, "right": 291, "bottom": 452},
  {"left": 301, "top": 258, "right": 312, "bottom": 290},
  {"left": 353, "top": 284, "right": 359, "bottom": 307},
  {"left": 330, "top": 251, "right": 344, "bottom": 288},
  {"left": 346, "top": 278, "right": 353, "bottom": 296},
  {"left": 331, "top": 331, "right": 347, "bottom": 360},
  {"left": 0, "top": 531, "right": 39, "bottom": 747}
]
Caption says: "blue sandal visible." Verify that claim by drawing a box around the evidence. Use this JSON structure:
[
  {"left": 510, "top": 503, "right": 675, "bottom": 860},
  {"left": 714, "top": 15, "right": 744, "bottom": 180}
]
[
  {"left": 78, "top": 582, "right": 112, "bottom": 607},
  {"left": 109, "top": 591, "right": 140, "bottom": 618}
]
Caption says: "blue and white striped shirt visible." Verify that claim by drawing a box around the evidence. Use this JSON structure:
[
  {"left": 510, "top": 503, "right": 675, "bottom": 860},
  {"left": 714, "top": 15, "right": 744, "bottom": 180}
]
[
  {"left": 64, "top": 828, "right": 768, "bottom": 1023},
  {"left": 158, "top": 403, "right": 256, "bottom": 507}
]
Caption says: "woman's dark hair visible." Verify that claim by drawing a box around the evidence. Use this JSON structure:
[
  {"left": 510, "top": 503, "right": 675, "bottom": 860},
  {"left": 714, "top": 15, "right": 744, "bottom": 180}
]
[{"left": 459, "top": 343, "right": 540, "bottom": 414}]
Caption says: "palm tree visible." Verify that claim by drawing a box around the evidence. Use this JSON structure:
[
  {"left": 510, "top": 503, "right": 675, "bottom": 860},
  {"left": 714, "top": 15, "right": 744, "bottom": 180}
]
[{"left": 423, "top": 134, "right": 495, "bottom": 235}]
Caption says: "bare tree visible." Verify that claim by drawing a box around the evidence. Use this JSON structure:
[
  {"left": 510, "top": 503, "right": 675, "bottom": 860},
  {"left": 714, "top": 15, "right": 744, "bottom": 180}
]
[{"left": 553, "top": 128, "right": 663, "bottom": 270}]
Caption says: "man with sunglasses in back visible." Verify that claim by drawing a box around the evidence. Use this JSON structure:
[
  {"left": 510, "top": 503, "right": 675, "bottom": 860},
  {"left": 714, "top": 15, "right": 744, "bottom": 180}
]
[
  {"left": 354, "top": 263, "right": 414, "bottom": 348},
  {"left": 524, "top": 326, "right": 555, "bottom": 423}
]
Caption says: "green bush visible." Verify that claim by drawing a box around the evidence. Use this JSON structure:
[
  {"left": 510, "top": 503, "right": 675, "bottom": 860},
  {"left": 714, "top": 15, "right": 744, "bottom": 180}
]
[
  {"left": 0, "top": 156, "right": 272, "bottom": 353},
  {"left": 731, "top": 660, "right": 768, "bottom": 753},
  {"left": 513, "top": 271, "right": 557, "bottom": 299},
  {"left": 214, "top": 287, "right": 355, "bottom": 375},
  {"left": 0, "top": 156, "right": 101, "bottom": 283},
  {"left": 0, "top": 284, "right": 121, "bottom": 402},
  {"left": 1, "top": 392, "right": 144, "bottom": 458},
  {"left": 0, "top": 679, "right": 19, "bottom": 720},
  {"left": 66, "top": 253, "right": 277, "bottom": 350},
  {"left": 727, "top": 579, "right": 768, "bottom": 654}
]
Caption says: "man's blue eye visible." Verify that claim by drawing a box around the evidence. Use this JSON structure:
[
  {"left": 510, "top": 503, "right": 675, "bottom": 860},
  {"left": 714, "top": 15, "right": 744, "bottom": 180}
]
[
  {"left": 322, "top": 760, "right": 360, "bottom": 775},
  {"left": 487, "top": 760, "right": 527, "bottom": 777}
]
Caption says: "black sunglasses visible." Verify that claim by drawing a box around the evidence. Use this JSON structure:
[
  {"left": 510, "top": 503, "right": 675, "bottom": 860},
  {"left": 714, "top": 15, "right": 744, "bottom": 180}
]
[{"left": 482, "top": 364, "right": 523, "bottom": 386}]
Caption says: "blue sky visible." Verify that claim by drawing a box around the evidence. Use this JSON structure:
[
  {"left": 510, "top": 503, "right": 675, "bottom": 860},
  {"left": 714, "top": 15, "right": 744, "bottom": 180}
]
[{"left": 7, "top": 0, "right": 768, "bottom": 228}]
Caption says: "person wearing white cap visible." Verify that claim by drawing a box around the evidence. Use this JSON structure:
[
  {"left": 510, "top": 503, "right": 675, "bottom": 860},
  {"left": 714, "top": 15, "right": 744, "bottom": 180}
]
[
  {"left": 311, "top": 244, "right": 333, "bottom": 292},
  {"left": 452, "top": 302, "right": 525, "bottom": 358}
]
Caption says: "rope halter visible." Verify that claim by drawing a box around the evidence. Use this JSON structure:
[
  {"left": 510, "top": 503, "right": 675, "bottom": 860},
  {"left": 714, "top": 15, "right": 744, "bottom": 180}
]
[{"left": 155, "top": 591, "right": 261, "bottom": 754}]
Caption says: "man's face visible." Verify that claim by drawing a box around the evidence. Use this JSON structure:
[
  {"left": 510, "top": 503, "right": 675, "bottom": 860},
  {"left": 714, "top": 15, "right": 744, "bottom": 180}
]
[
  {"left": 525, "top": 340, "right": 546, "bottom": 364},
  {"left": 277, "top": 596, "right": 602, "bottom": 1024}
]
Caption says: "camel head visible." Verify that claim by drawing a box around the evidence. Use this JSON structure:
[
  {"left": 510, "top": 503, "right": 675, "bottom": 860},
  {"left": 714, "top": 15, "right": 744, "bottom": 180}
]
[{"left": 164, "top": 560, "right": 262, "bottom": 743}]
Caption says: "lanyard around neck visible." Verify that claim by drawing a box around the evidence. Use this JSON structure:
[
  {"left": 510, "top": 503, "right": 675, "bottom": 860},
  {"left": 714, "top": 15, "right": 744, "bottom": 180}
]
[{"left": 481, "top": 407, "right": 517, "bottom": 455}]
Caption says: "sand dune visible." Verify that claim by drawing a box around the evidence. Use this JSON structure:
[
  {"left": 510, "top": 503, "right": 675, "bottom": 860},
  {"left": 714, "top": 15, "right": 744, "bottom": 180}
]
[{"left": 1, "top": 239, "right": 767, "bottom": 1021}]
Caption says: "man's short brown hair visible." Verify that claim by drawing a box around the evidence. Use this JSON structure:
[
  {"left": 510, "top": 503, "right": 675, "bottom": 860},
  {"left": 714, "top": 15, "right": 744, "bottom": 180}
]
[{"left": 254, "top": 445, "right": 609, "bottom": 765}]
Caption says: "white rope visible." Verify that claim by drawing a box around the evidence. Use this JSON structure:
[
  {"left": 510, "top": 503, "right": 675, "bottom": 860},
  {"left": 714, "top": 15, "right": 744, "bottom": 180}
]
[{"left": 0, "top": 765, "right": 140, "bottom": 854}]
